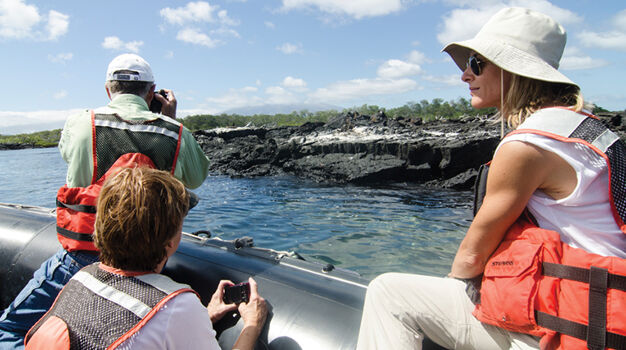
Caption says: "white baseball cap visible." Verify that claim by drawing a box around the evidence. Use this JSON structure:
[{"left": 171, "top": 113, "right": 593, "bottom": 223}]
[
  {"left": 442, "top": 7, "right": 576, "bottom": 87},
  {"left": 105, "top": 53, "right": 154, "bottom": 82}
]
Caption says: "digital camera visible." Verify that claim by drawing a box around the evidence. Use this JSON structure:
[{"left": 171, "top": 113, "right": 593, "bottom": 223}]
[
  {"left": 223, "top": 282, "right": 250, "bottom": 304},
  {"left": 149, "top": 89, "right": 168, "bottom": 113}
]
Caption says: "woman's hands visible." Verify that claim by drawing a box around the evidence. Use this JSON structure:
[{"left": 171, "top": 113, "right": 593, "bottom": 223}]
[
  {"left": 206, "top": 277, "right": 267, "bottom": 350},
  {"left": 206, "top": 277, "right": 268, "bottom": 330},
  {"left": 206, "top": 280, "right": 238, "bottom": 324},
  {"left": 237, "top": 278, "right": 267, "bottom": 330}
]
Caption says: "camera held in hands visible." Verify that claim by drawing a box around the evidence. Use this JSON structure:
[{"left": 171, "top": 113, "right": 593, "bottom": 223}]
[
  {"left": 149, "top": 89, "right": 168, "bottom": 113},
  {"left": 223, "top": 282, "right": 250, "bottom": 304}
]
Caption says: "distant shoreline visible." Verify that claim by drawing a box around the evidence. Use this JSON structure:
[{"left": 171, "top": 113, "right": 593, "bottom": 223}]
[{"left": 0, "top": 144, "right": 56, "bottom": 151}]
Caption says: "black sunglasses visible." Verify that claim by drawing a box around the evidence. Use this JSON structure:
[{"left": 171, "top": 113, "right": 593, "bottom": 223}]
[{"left": 466, "top": 55, "right": 485, "bottom": 76}]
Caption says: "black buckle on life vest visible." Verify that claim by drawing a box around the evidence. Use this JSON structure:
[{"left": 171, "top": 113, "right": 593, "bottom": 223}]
[{"left": 538, "top": 263, "right": 626, "bottom": 349}]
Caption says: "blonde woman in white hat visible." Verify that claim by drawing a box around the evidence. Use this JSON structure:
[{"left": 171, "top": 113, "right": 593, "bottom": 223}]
[{"left": 357, "top": 7, "right": 626, "bottom": 350}]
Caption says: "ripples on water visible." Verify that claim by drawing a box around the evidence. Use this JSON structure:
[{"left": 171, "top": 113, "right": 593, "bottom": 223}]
[{"left": 1, "top": 148, "right": 473, "bottom": 279}]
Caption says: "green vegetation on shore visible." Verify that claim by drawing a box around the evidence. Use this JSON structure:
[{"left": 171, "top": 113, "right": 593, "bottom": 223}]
[
  {"left": 0, "top": 129, "right": 62, "bottom": 147},
  {"left": 181, "top": 98, "right": 497, "bottom": 131},
  {"left": 1, "top": 98, "right": 618, "bottom": 146}
]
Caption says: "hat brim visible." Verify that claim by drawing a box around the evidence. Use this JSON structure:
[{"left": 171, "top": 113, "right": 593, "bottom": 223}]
[{"left": 442, "top": 39, "right": 577, "bottom": 87}]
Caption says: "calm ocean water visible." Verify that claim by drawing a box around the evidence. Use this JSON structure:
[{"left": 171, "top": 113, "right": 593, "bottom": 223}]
[{"left": 0, "top": 147, "right": 473, "bottom": 279}]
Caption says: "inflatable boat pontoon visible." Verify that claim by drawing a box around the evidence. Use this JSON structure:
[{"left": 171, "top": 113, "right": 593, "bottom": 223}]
[{"left": 0, "top": 203, "right": 445, "bottom": 350}]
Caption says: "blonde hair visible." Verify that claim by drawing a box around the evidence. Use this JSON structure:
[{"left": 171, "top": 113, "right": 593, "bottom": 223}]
[
  {"left": 94, "top": 167, "right": 189, "bottom": 271},
  {"left": 501, "top": 73, "right": 584, "bottom": 128}
]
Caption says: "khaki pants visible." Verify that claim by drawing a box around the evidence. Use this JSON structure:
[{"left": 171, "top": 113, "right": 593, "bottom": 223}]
[{"left": 356, "top": 273, "right": 540, "bottom": 350}]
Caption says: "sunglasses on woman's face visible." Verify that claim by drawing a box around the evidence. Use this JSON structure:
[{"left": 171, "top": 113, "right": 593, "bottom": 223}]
[{"left": 466, "top": 55, "right": 485, "bottom": 76}]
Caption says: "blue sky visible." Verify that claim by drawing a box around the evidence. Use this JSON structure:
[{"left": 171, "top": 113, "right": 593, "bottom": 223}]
[{"left": 1, "top": 0, "right": 625, "bottom": 134}]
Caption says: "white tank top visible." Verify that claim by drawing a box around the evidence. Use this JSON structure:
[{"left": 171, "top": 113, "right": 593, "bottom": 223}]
[{"left": 497, "top": 112, "right": 626, "bottom": 258}]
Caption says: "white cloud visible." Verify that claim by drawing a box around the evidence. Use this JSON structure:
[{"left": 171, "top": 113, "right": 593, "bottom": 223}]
[
  {"left": 265, "top": 86, "right": 298, "bottom": 104},
  {"left": 579, "top": 31, "right": 626, "bottom": 51},
  {"left": 165, "top": 51, "right": 174, "bottom": 59},
  {"left": 437, "top": 1, "right": 582, "bottom": 45},
  {"left": 614, "top": 9, "right": 626, "bottom": 31},
  {"left": 53, "top": 90, "right": 67, "bottom": 99},
  {"left": 282, "top": 76, "right": 307, "bottom": 89},
  {"left": 217, "top": 9, "right": 239, "bottom": 26},
  {"left": 277, "top": 42, "right": 302, "bottom": 54},
  {"left": 309, "top": 78, "right": 418, "bottom": 103},
  {"left": 0, "top": 108, "right": 82, "bottom": 133},
  {"left": 160, "top": 1, "right": 218, "bottom": 25},
  {"left": 160, "top": 2, "right": 240, "bottom": 47},
  {"left": 423, "top": 74, "right": 465, "bottom": 87},
  {"left": 265, "top": 21, "right": 275, "bottom": 29},
  {"left": 375, "top": 50, "right": 426, "bottom": 79},
  {"left": 560, "top": 47, "right": 608, "bottom": 70},
  {"left": 206, "top": 87, "right": 263, "bottom": 111},
  {"left": 560, "top": 55, "right": 609, "bottom": 70},
  {"left": 242, "top": 86, "right": 258, "bottom": 92},
  {"left": 407, "top": 50, "right": 427, "bottom": 64},
  {"left": 46, "top": 10, "right": 68, "bottom": 40},
  {"left": 0, "top": 0, "right": 69, "bottom": 40},
  {"left": 177, "top": 28, "right": 220, "bottom": 48},
  {"left": 101, "top": 36, "right": 143, "bottom": 53},
  {"left": 47, "top": 52, "right": 73, "bottom": 63},
  {"left": 377, "top": 59, "right": 421, "bottom": 79},
  {"left": 266, "top": 86, "right": 286, "bottom": 95},
  {"left": 578, "top": 10, "right": 626, "bottom": 51},
  {"left": 210, "top": 27, "right": 240, "bottom": 38},
  {"left": 281, "top": 0, "right": 404, "bottom": 19}
]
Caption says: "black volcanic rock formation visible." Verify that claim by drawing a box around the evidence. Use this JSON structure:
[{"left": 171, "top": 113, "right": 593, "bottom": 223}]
[{"left": 193, "top": 111, "right": 626, "bottom": 190}]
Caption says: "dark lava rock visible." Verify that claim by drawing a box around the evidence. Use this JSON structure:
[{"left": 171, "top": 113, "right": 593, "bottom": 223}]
[
  {"left": 194, "top": 111, "right": 626, "bottom": 191},
  {"left": 194, "top": 112, "right": 505, "bottom": 190}
]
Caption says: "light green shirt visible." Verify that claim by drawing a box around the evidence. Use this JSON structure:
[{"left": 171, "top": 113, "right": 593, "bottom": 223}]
[{"left": 58, "top": 94, "right": 209, "bottom": 189}]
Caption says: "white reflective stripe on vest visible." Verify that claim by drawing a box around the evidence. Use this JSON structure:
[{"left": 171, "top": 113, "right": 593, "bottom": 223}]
[
  {"left": 135, "top": 273, "right": 191, "bottom": 295},
  {"left": 94, "top": 119, "right": 180, "bottom": 140},
  {"left": 593, "top": 129, "right": 620, "bottom": 153},
  {"left": 72, "top": 270, "right": 152, "bottom": 319}
]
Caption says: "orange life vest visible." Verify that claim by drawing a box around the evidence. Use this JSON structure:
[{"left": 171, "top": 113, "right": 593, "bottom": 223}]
[
  {"left": 473, "top": 109, "right": 626, "bottom": 350},
  {"left": 24, "top": 263, "right": 196, "bottom": 350},
  {"left": 56, "top": 111, "right": 182, "bottom": 252}
]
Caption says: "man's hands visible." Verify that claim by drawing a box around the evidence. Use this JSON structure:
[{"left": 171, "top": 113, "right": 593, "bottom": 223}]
[{"left": 153, "top": 88, "right": 177, "bottom": 119}]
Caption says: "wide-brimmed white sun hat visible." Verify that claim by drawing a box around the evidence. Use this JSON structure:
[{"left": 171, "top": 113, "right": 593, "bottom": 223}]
[{"left": 442, "top": 7, "right": 577, "bottom": 87}]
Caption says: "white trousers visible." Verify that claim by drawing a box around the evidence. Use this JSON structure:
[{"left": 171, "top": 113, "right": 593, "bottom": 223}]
[{"left": 356, "top": 273, "right": 540, "bottom": 350}]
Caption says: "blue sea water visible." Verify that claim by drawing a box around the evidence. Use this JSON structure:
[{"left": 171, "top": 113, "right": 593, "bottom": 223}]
[{"left": 0, "top": 147, "right": 473, "bottom": 279}]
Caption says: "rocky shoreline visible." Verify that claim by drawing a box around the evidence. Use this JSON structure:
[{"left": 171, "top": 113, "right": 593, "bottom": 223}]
[
  {"left": 5, "top": 111, "right": 623, "bottom": 191},
  {"left": 194, "top": 111, "right": 626, "bottom": 191},
  {"left": 195, "top": 112, "right": 497, "bottom": 190}
]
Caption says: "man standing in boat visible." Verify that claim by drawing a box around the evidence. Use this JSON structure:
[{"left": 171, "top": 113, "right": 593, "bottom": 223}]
[{"left": 0, "top": 53, "right": 209, "bottom": 348}]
